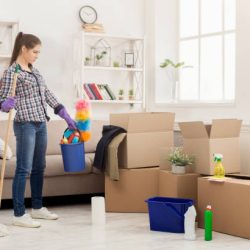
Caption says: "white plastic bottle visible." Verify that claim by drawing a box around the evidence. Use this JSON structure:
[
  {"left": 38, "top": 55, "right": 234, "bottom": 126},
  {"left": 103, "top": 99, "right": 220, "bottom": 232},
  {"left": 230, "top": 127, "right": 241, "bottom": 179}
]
[
  {"left": 184, "top": 205, "right": 197, "bottom": 240},
  {"left": 91, "top": 196, "right": 106, "bottom": 225}
]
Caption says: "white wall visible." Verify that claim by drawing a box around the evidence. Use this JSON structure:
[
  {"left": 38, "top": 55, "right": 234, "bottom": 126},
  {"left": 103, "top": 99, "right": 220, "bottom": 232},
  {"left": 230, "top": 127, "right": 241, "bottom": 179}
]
[
  {"left": 2, "top": 0, "right": 250, "bottom": 124},
  {"left": 0, "top": 0, "right": 145, "bottom": 120},
  {"left": 146, "top": 0, "right": 250, "bottom": 125}
]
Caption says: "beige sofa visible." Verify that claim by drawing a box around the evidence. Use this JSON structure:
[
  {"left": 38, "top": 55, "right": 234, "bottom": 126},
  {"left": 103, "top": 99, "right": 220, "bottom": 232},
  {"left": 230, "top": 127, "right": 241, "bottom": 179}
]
[{"left": 0, "top": 119, "right": 106, "bottom": 199}]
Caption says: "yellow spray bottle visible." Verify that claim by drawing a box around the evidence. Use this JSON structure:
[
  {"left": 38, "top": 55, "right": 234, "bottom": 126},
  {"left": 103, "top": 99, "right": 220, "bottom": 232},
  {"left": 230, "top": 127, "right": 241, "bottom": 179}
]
[{"left": 213, "top": 153, "right": 225, "bottom": 178}]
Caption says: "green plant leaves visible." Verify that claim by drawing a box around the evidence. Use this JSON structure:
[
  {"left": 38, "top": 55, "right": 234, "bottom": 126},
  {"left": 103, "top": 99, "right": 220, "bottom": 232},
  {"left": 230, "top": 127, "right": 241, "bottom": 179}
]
[
  {"left": 168, "top": 147, "right": 195, "bottom": 166},
  {"left": 96, "top": 51, "right": 107, "bottom": 60},
  {"left": 160, "top": 59, "right": 185, "bottom": 68}
]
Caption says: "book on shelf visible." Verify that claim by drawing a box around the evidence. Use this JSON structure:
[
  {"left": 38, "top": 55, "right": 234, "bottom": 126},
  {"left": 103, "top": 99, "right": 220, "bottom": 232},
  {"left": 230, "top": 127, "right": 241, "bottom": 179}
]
[
  {"left": 89, "top": 83, "right": 103, "bottom": 100},
  {"left": 104, "top": 84, "right": 116, "bottom": 100},
  {"left": 83, "top": 83, "right": 116, "bottom": 100},
  {"left": 82, "top": 23, "right": 104, "bottom": 33},
  {"left": 82, "top": 86, "right": 90, "bottom": 100},
  {"left": 86, "top": 83, "right": 99, "bottom": 100},
  {"left": 83, "top": 84, "right": 95, "bottom": 100},
  {"left": 98, "top": 84, "right": 111, "bottom": 100}
]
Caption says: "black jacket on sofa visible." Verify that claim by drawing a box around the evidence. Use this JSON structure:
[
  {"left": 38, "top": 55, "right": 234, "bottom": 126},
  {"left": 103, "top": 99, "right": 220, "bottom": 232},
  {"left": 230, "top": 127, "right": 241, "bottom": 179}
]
[{"left": 93, "top": 125, "right": 126, "bottom": 171}]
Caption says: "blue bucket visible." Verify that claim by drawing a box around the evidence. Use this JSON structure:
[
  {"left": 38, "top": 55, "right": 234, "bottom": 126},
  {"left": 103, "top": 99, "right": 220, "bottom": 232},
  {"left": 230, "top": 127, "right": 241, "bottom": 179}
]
[
  {"left": 60, "top": 142, "right": 85, "bottom": 172},
  {"left": 145, "top": 196, "right": 193, "bottom": 233}
]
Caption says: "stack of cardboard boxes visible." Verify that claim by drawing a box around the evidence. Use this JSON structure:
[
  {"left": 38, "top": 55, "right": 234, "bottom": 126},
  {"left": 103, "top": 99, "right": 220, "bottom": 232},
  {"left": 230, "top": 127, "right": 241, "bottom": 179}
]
[
  {"left": 104, "top": 114, "right": 249, "bottom": 238},
  {"left": 158, "top": 147, "right": 200, "bottom": 206},
  {"left": 179, "top": 119, "right": 250, "bottom": 239},
  {"left": 105, "top": 112, "right": 174, "bottom": 212}
]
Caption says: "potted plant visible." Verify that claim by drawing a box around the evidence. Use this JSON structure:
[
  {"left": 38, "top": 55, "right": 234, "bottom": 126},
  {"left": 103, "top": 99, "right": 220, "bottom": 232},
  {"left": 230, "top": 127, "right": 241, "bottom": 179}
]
[
  {"left": 84, "top": 57, "right": 91, "bottom": 66},
  {"left": 113, "top": 61, "right": 120, "bottom": 67},
  {"left": 168, "top": 147, "right": 194, "bottom": 174},
  {"left": 118, "top": 89, "right": 124, "bottom": 100},
  {"left": 128, "top": 89, "right": 134, "bottom": 100},
  {"left": 160, "top": 58, "right": 191, "bottom": 102},
  {"left": 95, "top": 51, "right": 107, "bottom": 66}
]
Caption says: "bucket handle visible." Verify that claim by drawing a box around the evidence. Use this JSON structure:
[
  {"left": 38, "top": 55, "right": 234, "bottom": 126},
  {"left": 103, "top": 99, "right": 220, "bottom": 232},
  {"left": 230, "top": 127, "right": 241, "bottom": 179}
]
[{"left": 62, "top": 127, "right": 83, "bottom": 142}]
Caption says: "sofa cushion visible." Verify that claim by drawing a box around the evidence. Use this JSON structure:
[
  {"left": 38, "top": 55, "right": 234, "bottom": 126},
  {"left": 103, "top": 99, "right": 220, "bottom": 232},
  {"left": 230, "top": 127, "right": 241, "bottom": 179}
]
[
  {"left": 44, "top": 153, "right": 94, "bottom": 176},
  {"left": 2, "top": 153, "right": 95, "bottom": 178},
  {"left": 0, "top": 137, "right": 13, "bottom": 159},
  {"left": 0, "top": 121, "right": 16, "bottom": 156}
]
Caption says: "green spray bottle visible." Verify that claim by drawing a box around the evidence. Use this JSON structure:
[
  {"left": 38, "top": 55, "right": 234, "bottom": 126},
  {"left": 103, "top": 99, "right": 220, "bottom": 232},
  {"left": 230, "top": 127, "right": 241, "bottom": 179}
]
[{"left": 204, "top": 205, "right": 213, "bottom": 241}]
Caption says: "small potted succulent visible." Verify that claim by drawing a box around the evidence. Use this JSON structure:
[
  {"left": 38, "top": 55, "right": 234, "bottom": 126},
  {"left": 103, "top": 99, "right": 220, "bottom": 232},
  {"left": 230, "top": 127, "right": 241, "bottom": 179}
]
[
  {"left": 113, "top": 61, "right": 120, "bottom": 67},
  {"left": 118, "top": 89, "right": 124, "bottom": 100},
  {"left": 84, "top": 57, "right": 91, "bottom": 66},
  {"left": 168, "top": 147, "right": 194, "bottom": 174},
  {"left": 128, "top": 89, "right": 134, "bottom": 100}
]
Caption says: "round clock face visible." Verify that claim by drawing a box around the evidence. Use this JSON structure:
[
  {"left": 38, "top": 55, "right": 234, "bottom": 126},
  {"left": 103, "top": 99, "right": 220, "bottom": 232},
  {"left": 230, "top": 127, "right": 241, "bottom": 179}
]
[{"left": 79, "top": 6, "right": 97, "bottom": 24}]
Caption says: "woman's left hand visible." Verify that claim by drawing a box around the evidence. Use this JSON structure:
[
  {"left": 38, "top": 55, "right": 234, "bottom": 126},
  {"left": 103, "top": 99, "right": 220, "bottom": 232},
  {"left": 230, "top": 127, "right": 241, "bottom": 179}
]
[{"left": 58, "top": 107, "right": 77, "bottom": 130}]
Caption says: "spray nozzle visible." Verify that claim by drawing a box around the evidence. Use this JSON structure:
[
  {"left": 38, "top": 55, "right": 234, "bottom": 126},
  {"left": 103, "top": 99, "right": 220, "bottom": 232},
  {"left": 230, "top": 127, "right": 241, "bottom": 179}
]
[{"left": 214, "top": 153, "right": 223, "bottom": 162}]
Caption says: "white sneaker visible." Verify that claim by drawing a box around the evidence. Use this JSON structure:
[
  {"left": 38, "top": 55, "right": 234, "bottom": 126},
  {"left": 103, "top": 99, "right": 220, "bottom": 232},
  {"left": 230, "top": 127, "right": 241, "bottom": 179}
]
[
  {"left": 31, "top": 207, "right": 58, "bottom": 220},
  {"left": 13, "top": 214, "right": 41, "bottom": 228}
]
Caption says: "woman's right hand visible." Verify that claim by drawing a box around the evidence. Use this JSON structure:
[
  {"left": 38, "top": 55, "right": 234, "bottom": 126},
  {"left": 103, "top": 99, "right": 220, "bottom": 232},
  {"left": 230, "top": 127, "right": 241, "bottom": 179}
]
[{"left": 0, "top": 97, "right": 17, "bottom": 112}]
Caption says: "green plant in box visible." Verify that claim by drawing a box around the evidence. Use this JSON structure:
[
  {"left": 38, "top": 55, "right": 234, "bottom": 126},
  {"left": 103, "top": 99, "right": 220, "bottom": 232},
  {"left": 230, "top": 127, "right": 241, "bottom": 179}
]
[{"left": 168, "top": 147, "right": 194, "bottom": 166}]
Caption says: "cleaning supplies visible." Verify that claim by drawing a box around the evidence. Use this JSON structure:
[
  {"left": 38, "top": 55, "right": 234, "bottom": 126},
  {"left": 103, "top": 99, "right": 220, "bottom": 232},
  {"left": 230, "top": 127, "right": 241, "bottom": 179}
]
[
  {"left": 184, "top": 205, "right": 197, "bottom": 240},
  {"left": 213, "top": 153, "right": 225, "bottom": 178},
  {"left": 75, "top": 99, "right": 91, "bottom": 142},
  {"left": 204, "top": 205, "right": 213, "bottom": 241}
]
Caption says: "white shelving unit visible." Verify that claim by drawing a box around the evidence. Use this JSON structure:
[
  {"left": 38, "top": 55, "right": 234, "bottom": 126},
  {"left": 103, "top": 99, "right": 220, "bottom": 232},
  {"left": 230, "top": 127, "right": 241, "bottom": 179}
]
[
  {"left": 0, "top": 20, "right": 19, "bottom": 75},
  {"left": 84, "top": 65, "right": 143, "bottom": 72},
  {"left": 77, "top": 32, "right": 145, "bottom": 108}
]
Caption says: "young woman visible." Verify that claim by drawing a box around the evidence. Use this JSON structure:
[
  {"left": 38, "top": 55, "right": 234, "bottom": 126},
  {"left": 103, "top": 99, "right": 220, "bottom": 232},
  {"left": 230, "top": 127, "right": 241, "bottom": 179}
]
[{"left": 0, "top": 32, "right": 76, "bottom": 228}]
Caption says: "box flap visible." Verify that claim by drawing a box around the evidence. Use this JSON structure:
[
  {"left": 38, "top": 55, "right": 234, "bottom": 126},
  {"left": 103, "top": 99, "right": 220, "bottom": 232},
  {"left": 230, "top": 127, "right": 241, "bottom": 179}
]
[
  {"left": 179, "top": 121, "right": 208, "bottom": 138},
  {"left": 110, "top": 113, "right": 130, "bottom": 131},
  {"left": 110, "top": 112, "right": 175, "bottom": 132},
  {"left": 210, "top": 119, "right": 242, "bottom": 138}
]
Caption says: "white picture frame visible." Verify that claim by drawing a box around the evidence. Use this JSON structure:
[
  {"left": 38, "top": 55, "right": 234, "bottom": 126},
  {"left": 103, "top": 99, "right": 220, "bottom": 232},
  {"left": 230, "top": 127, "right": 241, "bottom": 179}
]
[{"left": 124, "top": 52, "right": 134, "bottom": 67}]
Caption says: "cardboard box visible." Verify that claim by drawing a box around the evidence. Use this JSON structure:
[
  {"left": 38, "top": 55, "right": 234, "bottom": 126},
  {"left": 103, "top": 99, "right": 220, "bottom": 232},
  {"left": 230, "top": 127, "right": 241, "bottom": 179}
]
[
  {"left": 179, "top": 119, "right": 242, "bottom": 175},
  {"left": 159, "top": 147, "right": 171, "bottom": 170},
  {"left": 198, "top": 177, "right": 250, "bottom": 239},
  {"left": 105, "top": 167, "right": 159, "bottom": 212},
  {"left": 110, "top": 112, "right": 175, "bottom": 168},
  {"left": 158, "top": 170, "right": 199, "bottom": 205}
]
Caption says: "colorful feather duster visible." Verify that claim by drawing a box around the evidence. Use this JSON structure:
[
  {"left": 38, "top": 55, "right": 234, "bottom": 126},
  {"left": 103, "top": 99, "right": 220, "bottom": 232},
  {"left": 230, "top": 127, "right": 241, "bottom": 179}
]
[{"left": 75, "top": 99, "right": 91, "bottom": 142}]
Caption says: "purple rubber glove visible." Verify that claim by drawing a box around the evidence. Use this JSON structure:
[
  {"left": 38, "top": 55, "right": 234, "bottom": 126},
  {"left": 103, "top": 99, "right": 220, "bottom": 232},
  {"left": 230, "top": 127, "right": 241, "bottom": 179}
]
[
  {"left": 58, "top": 107, "right": 77, "bottom": 130},
  {"left": 1, "top": 97, "right": 17, "bottom": 112}
]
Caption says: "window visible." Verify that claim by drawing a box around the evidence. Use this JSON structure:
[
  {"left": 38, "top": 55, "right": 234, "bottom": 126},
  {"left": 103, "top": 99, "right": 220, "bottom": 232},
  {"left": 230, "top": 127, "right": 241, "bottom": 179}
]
[{"left": 179, "top": 0, "right": 236, "bottom": 102}]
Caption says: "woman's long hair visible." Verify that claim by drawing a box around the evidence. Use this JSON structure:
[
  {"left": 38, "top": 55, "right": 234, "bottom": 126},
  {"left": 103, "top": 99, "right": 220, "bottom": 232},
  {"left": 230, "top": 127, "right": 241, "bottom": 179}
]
[{"left": 9, "top": 32, "right": 41, "bottom": 66}]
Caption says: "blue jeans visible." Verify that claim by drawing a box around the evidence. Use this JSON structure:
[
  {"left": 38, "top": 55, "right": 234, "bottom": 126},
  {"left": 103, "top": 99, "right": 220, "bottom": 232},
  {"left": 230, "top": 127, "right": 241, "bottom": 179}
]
[{"left": 13, "top": 122, "right": 47, "bottom": 217}]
